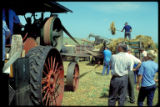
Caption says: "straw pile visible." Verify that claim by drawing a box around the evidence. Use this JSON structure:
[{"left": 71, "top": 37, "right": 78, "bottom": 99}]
[
  {"left": 94, "top": 43, "right": 104, "bottom": 52},
  {"left": 130, "top": 35, "right": 156, "bottom": 50},
  {"left": 107, "top": 38, "right": 127, "bottom": 53},
  {"left": 110, "top": 22, "right": 116, "bottom": 35},
  {"left": 91, "top": 35, "right": 157, "bottom": 55},
  {"left": 107, "top": 35, "right": 157, "bottom": 53}
]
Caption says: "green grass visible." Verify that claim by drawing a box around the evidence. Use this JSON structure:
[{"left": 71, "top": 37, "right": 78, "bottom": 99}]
[{"left": 62, "top": 61, "right": 159, "bottom": 106}]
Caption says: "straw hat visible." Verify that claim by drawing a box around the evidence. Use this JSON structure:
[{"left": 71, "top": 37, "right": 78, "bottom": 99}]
[
  {"left": 142, "top": 51, "right": 147, "bottom": 57},
  {"left": 147, "top": 50, "right": 157, "bottom": 60}
]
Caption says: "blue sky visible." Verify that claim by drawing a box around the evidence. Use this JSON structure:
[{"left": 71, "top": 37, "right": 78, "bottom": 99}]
[
  {"left": 58, "top": 2, "right": 158, "bottom": 43},
  {"left": 19, "top": 2, "right": 158, "bottom": 43}
]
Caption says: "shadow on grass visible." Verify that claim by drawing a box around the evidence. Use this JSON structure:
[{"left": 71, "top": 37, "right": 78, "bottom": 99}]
[
  {"left": 86, "top": 62, "right": 96, "bottom": 66},
  {"left": 95, "top": 72, "right": 102, "bottom": 75},
  {"left": 64, "top": 70, "right": 93, "bottom": 91},
  {"left": 64, "top": 85, "right": 74, "bottom": 91},
  {"left": 79, "top": 70, "right": 93, "bottom": 79},
  {"left": 100, "top": 93, "right": 109, "bottom": 98}
]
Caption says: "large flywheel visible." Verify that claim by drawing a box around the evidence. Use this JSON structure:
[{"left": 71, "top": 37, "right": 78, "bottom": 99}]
[
  {"left": 42, "top": 16, "right": 63, "bottom": 51},
  {"left": 25, "top": 46, "right": 64, "bottom": 106}
]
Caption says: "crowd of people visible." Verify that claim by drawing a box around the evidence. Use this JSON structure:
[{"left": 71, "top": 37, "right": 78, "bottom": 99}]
[{"left": 102, "top": 42, "right": 158, "bottom": 106}]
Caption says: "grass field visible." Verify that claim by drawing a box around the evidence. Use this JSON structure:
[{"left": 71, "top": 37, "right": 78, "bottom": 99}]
[{"left": 61, "top": 60, "right": 159, "bottom": 106}]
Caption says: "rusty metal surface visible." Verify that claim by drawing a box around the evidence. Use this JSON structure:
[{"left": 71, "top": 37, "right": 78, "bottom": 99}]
[
  {"left": 43, "top": 17, "right": 54, "bottom": 45},
  {"left": 23, "top": 37, "right": 38, "bottom": 54}
]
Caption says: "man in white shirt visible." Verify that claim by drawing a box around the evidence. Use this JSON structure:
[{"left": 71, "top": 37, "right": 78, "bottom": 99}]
[{"left": 108, "top": 43, "right": 132, "bottom": 106}]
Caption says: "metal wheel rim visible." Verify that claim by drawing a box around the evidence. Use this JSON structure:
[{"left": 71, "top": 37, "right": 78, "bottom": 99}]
[
  {"left": 41, "top": 54, "right": 64, "bottom": 106},
  {"left": 73, "top": 64, "right": 79, "bottom": 91}
]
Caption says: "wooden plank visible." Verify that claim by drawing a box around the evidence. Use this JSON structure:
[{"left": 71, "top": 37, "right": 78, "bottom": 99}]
[
  {"left": 61, "top": 52, "right": 90, "bottom": 57},
  {"left": 130, "top": 46, "right": 140, "bottom": 49},
  {"left": 134, "top": 49, "right": 140, "bottom": 53},
  {"left": 125, "top": 41, "right": 140, "bottom": 45}
]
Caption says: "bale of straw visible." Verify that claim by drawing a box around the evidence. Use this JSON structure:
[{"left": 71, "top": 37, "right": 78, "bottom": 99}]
[
  {"left": 107, "top": 35, "right": 157, "bottom": 53},
  {"left": 110, "top": 22, "right": 116, "bottom": 35},
  {"left": 130, "top": 35, "right": 156, "bottom": 50},
  {"left": 90, "top": 35, "right": 157, "bottom": 55},
  {"left": 107, "top": 38, "right": 127, "bottom": 53}
]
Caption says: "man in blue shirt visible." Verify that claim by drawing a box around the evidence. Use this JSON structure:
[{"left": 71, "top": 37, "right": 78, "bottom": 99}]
[
  {"left": 121, "top": 22, "right": 132, "bottom": 40},
  {"left": 2, "top": 8, "right": 21, "bottom": 44},
  {"left": 137, "top": 50, "right": 158, "bottom": 106},
  {"left": 2, "top": 20, "right": 11, "bottom": 66},
  {"left": 102, "top": 46, "right": 112, "bottom": 75}
]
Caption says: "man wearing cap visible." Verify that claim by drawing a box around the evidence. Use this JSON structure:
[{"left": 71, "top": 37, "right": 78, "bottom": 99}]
[
  {"left": 121, "top": 22, "right": 132, "bottom": 40},
  {"left": 137, "top": 50, "right": 158, "bottom": 106},
  {"left": 108, "top": 43, "right": 132, "bottom": 106}
]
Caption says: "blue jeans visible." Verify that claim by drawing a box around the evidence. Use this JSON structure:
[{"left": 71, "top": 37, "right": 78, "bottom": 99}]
[
  {"left": 134, "top": 70, "right": 138, "bottom": 84},
  {"left": 138, "top": 84, "right": 156, "bottom": 106},
  {"left": 125, "top": 32, "right": 131, "bottom": 40},
  {"left": 102, "top": 61, "right": 110, "bottom": 75}
]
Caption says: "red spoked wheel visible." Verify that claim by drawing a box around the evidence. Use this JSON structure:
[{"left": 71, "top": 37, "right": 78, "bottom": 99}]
[
  {"left": 66, "top": 62, "right": 79, "bottom": 91},
  {"left": 42, "top": 56, "right": 64, "bottom": 106},
  {"left": 25, "top": 46, "right": 64, "bottom": 106}
]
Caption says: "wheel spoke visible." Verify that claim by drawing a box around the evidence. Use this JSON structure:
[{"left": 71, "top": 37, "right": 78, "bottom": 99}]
[
  {"left": 56, "top": 71, "right": 61, "bottom": 82},
  {"left": 48, "top": 57, "right": 51, "bottom": 70},
  {"left": 42, "top": 84, "right": 48, "bottom": 92},
  {"left": 42, "top": 77, "right": 48, "bottom": 84},
  {"left": 51, "top": 83, "right": 60, "bottom": 105},
  {"left": 52, "top": 57, "right": 56, "bottom": 70},
  {"left": 49, "top": 95, "right": 53, "bottom": 106},
  {"left": 43, "top": 70, "right": 47, "bottom": 76},
  {"left": 53, "top": 91, "right": 57, "bottom": 105},
  {"left": 50, "top": 95, "right": 54, "bottom": 106},
  {"left": 46, "top": 92, "right": 50, "bottom": 106},
  {"left": 50, "top": 56, "right": 53, "bottom": 69},
  {"left": 42, "top": 89, "right": 49, "bottom": 102},
  {"left": 54, "top": 62, "right": 59, "bottom": 73},
  {"left": 44, "top": 63, "right": 49, "bottom": 72}
]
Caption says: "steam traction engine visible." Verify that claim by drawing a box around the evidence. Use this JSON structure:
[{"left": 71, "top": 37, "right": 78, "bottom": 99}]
[{"left": 3, "top": 1, "right": 79, "bottom": 106}]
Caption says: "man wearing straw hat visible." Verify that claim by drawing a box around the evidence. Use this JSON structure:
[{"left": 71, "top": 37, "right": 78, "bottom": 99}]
[
  {"left": 121, "top": 22, "right": 132, "bottom": 40},
  {"left": 137, "top": 50, "right": 158, "bottom": 106}
]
